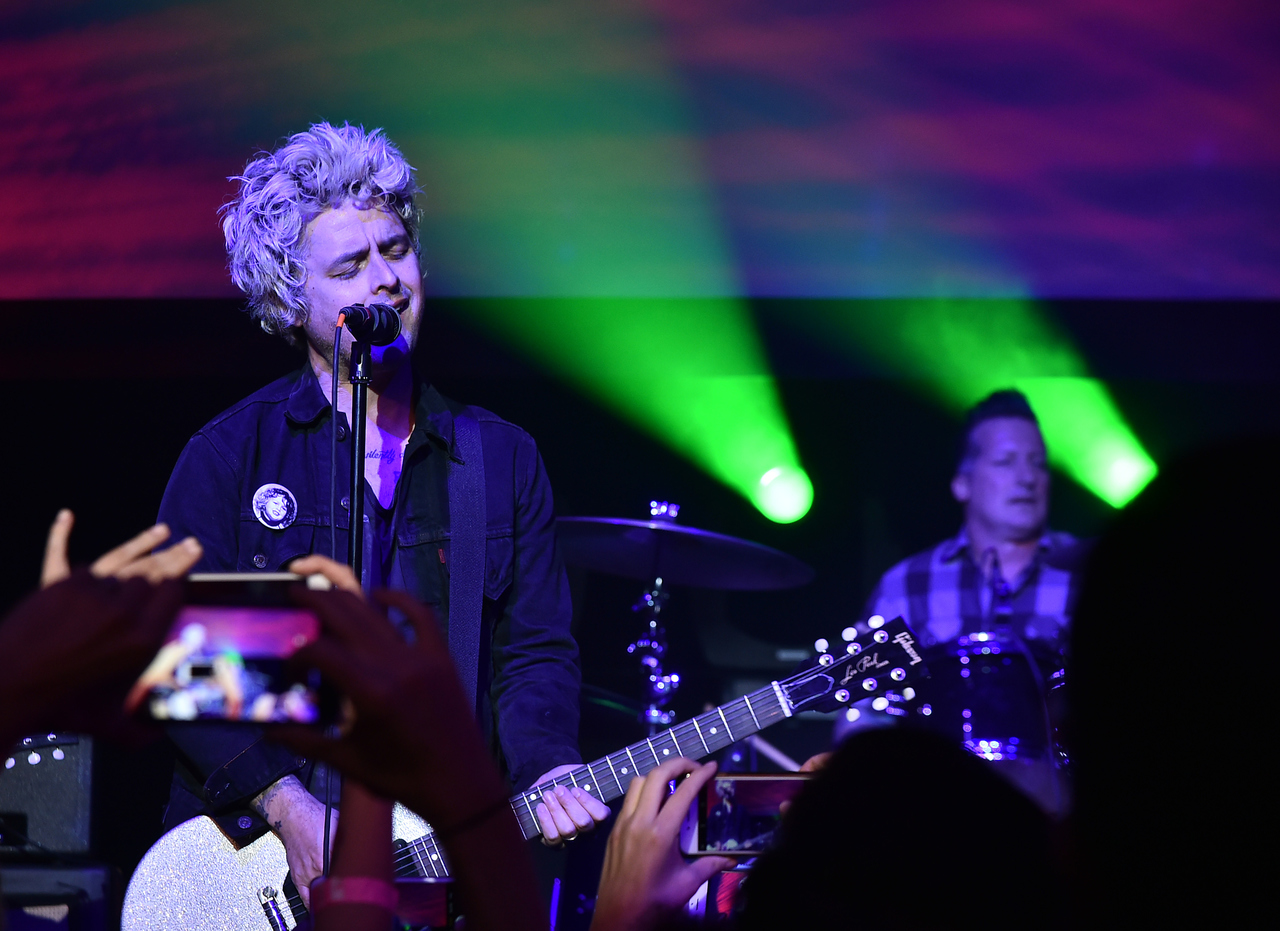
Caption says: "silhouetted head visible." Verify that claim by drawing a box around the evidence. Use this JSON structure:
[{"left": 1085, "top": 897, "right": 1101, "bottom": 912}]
[{"left": 738, "top": 728, "right": 1060, "bottom": 930}]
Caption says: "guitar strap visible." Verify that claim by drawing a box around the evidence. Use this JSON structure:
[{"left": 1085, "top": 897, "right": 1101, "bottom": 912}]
[{"left": 447, "top": 409, "right": 485, "bottom": 714}]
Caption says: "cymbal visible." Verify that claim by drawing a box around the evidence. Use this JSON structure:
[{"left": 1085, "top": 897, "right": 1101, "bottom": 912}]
[{"left": 556, "top": 516, "right": 815, "bottom": 591}]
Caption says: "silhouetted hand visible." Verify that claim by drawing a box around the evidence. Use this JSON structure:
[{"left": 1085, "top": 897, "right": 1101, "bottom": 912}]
[
  {"left": 244, "top": 555, "right": 362, "bottom": 909},
  {"left": 288, "top": 554, "right": 362, "bottom": 596},
  {"left": 591, "top": 758, "right": 735, "bottom": 931},
  {"left": 274, "top": 587, "right": 550, "bottom": 931},
  {"left": 273, "top": 589, "right": 507, "bottom": 830},
  {"left": 799, "top": 752, "right": 832, "bottom": 772},
  {"left": 41, "top": 509, "right": 202, "bottom": 588},
  {"left": 0, "top": 572, "right": 183, "bottom": 745}
]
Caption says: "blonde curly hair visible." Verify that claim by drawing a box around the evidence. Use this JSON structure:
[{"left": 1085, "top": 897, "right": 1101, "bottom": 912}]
[{"left": 221, "top": 122, "right": 420, "bottom": 343}]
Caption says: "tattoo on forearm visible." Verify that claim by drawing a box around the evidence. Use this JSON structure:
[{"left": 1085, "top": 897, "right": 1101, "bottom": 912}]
[{"left": 250, "top": 775, "right": 302, "bottom": 819}]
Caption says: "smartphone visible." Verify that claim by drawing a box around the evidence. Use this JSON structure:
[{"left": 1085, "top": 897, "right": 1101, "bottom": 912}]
[
  {"left": 130, "top": 573, "right": 338, "bottom": 725},
  {"left": 681, "top": 773, "right": 812, "bottom": 857}
]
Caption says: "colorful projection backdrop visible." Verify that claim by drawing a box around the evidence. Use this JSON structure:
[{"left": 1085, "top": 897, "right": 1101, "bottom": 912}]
[{"left": 2, "top": 0, "right": 1276, "bottom": 300}]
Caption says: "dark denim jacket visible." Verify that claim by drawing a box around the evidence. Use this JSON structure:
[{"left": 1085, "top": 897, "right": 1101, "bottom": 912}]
[{"left": 157, "top": 366, "right": 581, "bottom": 839}]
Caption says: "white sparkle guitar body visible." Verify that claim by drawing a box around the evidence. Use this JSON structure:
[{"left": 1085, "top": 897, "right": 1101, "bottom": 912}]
[{"left": 122, "top": 805, "right": 430, "bottom": 931}]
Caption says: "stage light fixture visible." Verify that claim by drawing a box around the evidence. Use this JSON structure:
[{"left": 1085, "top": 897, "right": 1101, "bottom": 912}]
[{"left": 756, "top": 465, "right": 814, "bottom": 524}]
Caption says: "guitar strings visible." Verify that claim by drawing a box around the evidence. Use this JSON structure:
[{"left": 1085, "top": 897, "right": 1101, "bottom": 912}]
[
  {"left": 387, "top": 696, "right": 772, "bottom": 877},
  {"left": 387, "top": 633, "right": 922, "bottom": 878}
]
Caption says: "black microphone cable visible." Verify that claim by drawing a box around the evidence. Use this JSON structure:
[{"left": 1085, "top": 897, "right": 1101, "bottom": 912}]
[
  {"left": 322, "top": 312, "right": 347, "bottom": 882},
  {"left": 330, "top": 312, "right": 347, "bottom": 562}
]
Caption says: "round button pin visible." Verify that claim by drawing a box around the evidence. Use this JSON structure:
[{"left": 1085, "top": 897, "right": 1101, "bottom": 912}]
[{"left": 252, "top": 483, "right": 298, "bottom": 530}]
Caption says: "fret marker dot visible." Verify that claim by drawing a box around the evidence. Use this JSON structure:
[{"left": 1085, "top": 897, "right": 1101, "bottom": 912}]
[
  {"left": 621, "top": 767, "right": 629, "bottom": 774},
  {"left": 710, "top": 727, "right": 718, "bottom": 734},
  {"left": 663, "top": 748, "right": 670, "bottom": 755},
  {"left": 584, "top": 785, "right": 592, "bottom": 792},
  {"left": 431, "top": 854, "right": 439, "bottom": 861}
]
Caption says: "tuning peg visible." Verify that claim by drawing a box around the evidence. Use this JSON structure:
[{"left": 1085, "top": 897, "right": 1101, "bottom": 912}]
[
  {"left": 867, "top": 615, "right": 885, "bottom": 629},
  {"left": 871, "top": 697, "right": 889, "bottom": 711},
  {"left": 902, "top": 687, "right": 916, "bottom": 701},
  {"left": 834, "top": 689, "right": 850, "bottom": 703},
  {"left": 862, "top": 677, "right": 878, "bottom": 691},
  {"left": 846, "top": 642, "right": 862, "bottom": 656},
  {"left": 814, "top": 638, "right": 829, "bottom": 653},
  {"left": 841, "top": 627, "right": 857, "bottom": 641}
]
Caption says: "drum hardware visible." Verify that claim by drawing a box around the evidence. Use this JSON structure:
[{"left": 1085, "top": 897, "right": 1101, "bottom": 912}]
[
  {"left": 742, "top": 734, "right": 800, "bottom": 772},
  {"left": 628, "top": 572, "right": 678, "bottom": 732},
  {"left": 556, "top": 505, "right": 814, "bottom": 591},
  {"left": 558, "top": 501, "right": 816, "bottom": 735}
]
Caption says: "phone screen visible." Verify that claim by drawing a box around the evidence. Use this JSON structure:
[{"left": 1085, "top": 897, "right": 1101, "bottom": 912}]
[
  {"left": 131, "top": 573, "right": 336, "bottom": 725},
  {"left": 688, "top": 773, "right": 812, "bottom": 857}
]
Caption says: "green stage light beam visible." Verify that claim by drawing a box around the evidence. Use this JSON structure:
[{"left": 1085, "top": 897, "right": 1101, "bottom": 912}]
[
  {"left": 467, "top": 298, "right": 813, "bottom": 522},
  {"left": 234, "top": 0, "right": 812, "bottom": 519},
  {"left": 800, "top": 298, "right": 1156, "bottom": 507},
  {"left": 1014, "top": 377, "right": 1157, "bottom": 508}
]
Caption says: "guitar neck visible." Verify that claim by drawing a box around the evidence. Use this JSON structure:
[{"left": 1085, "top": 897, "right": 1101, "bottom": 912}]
[
  {"left": 398, "top": 682, "right": 789, "bottom": 879},
  {"left": 510, "top": 683, "right": 788, "bottom": 839}
]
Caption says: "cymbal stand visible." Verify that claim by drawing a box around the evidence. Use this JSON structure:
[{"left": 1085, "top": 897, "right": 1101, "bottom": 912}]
[{"left": 628, "top": 501, "right": 683, "bottom": 734}]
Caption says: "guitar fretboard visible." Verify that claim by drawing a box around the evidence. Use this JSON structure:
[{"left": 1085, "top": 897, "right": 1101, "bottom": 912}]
[{"left": 394, "top": 681, "right": 788, "bottom": 880}]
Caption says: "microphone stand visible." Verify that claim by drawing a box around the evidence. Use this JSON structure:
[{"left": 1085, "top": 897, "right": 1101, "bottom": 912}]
[
  {"left": 315, "top": 337, "right": 372, "bottom": 888},
  {"left": 347, "top": 338, "right": 372, "bottom": 582},
  {"left": 322, "top": 303, "right": 397, "bottom": 887}
]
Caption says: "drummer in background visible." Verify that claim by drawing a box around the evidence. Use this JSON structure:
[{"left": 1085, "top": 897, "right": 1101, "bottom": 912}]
[{"left": 839, "top": 390, "right": 1089, "bottom": 813}]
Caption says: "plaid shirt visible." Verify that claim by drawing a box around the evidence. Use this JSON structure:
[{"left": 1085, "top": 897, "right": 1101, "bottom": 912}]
[
  {"left": 864, "top": 528, "right": 1089, "bottom": 660},
  {"left": 840, "top": 528, "right": 1089, "bottom": 754}
]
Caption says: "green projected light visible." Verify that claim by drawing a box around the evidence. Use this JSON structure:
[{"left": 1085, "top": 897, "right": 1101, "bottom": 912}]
[
  {"left": 1015, "top": 378, "right": 1157, "bottom": 508},
  {"left": 296, "top": 1, "right": 813, "bottom": 520},
  {"left": 801, "top": 299, "right": 1157, "bottom": 507},
  {"left": 465, "top": 298, "right": 813, "bottom": 522}
]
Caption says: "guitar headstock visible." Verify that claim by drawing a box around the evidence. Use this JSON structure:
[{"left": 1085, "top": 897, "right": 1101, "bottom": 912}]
[{"left": 779, "top": 616, "right": 930, "bottom": 715}]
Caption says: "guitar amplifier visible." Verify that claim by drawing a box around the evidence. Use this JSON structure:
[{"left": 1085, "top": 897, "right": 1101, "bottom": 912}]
[
  {"left": 0, "top": 863, "right": 110, "bottom": 931},
  {"left": 0, "top": 734, "right": 93, "bottom": 856}
]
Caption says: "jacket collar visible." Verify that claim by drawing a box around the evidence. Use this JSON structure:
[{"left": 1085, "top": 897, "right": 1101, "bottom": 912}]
[
  {"left": 416, "top": 381, "right": 455, "bottom": 454},
  {"left": 284, "top": 366, "right": 330, "bottom": 426},
  {"left": 282, "top": 364, "right": 453, "bottom": 452}
]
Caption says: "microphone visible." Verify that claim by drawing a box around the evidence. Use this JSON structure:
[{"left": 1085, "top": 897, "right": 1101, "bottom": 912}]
[{"left": 338, "top": 303, "right": 402, "bottom": 346}]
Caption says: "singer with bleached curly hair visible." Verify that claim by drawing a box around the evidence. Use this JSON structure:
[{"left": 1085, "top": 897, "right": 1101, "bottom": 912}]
[
  {"left": 221, "top": 122, "right": 422, "bottom": 343},
  {"left": 155, "top": 122, "right": 603, "bottom": 908}
]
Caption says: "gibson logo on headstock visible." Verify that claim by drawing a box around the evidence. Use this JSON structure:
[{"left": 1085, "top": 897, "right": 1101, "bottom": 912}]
[
  {"left": 893, "top": 631, "right": 924, "bottom": 666},
  {"left": 841, "top": 653, "right": 889, "bottom": 685}
]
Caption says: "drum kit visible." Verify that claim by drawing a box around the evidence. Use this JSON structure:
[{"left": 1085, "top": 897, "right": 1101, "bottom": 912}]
[{"left": 557, "top": 500, "right": 1065, "bottom": 781}]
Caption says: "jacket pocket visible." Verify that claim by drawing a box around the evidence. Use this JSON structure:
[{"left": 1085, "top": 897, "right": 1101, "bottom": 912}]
[
  {"left": 235, "top": 521, "right": 317, "bottom": 571},
  {"left": 484, "top": 531, "right": 513, "bottom": 601}
]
